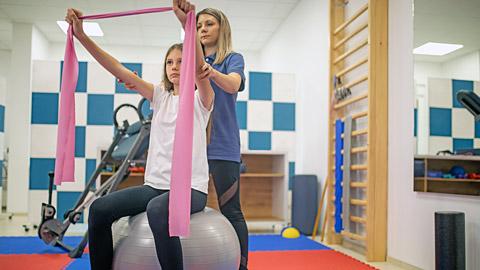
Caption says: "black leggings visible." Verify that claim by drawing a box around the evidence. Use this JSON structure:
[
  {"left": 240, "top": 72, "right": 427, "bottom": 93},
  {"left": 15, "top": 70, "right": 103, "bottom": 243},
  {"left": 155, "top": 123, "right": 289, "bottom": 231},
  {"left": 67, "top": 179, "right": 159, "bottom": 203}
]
[
  {"left": 209, "top": 160, "right": 249, "bottom": 270},
  {"left": 88, "top": 185, "right": 207, "bottom": 270}
]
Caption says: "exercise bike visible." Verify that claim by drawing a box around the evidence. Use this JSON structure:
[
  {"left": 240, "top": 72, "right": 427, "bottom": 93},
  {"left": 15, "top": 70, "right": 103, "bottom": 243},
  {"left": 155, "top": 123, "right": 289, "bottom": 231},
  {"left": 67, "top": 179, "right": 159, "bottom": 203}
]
[{"left": 38, "top": 98, "right": 151, "bottom": 258}]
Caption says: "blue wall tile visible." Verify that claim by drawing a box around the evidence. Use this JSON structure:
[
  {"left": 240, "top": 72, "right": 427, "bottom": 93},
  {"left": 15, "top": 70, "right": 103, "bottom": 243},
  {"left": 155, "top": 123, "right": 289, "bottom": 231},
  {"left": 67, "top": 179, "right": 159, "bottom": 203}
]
[
  {"left": 476, "top": 121, "right": 480, "bottom": 138},
  {"left": 57, "top": 191, "right": 83, "bottom": 223},
  {"left": 60, "top": 61, "right": 88, "bottom": 92},
  {"left": 288, "top": 161, "right": 295, "bottom": 190},
  {"left": 236, "top": 101, "right": 247, "bottom": 130},
  {"left": 31, "top": 93, "right": 59, "bottom": 124},
  {"left": 116, "top": 63, "right": 142, "bottom": 94},
  {"left": 249, "top": 72, "right": 272, "bottom": 100},
  {"left": 453, "top": 138, "right": 473, "bottom": 152},
  {"left": 87, "top": 94, "right": 114, "bottom": 125},
  {"left": 0, "top": 105, "right": 4, "bottom": 132},
  {"left": 249, "top": 132, "right": 271, "bottom": 150},
  {"left": 29, "top": 158, "right": 56, "bottom": 190},
  {"left": 85, "top": 159, "right": 97, "bottom": 189},
  {"left": 273, "top": 103, "right": 295, "bottom": 131},
  {"left": 75, "top": 126, "right": 86, "bottom": 158},
  {"left": 452, "top": 79, "right": 473, "bottom": 108},
  {"left": 430, "top": 108, "right": 452, "bottom": 136}
]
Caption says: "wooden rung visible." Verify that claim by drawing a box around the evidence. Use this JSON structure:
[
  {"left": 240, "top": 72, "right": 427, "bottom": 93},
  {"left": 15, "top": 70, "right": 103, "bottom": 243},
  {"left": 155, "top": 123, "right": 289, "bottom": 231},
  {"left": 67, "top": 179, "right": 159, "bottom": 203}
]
[
  {"left": 331, "top": 112, "right": 368, "bottom": 128},
  {"left": 334, "top": 3, "right": 369, "bottom": 35},
  {"left": 332, "top": 164, "right": 367, "bottom": 171},
  {"left": 350, "top": 111, "right": 368, "bottom": 120},
  {"left": 352, "top": 128, "right": 368, "bottom": 136},
  {"left": 352, "top": 146, "right": 368, "bottom": 153},
  {"left": 351, "top": 199, "right": 367, "bottom": 206},
  {"left": 334, "top": 22, "right": 369, "bottom": 50},
  {"left": 332, "top": 129, "right": 368, "bottom": 140},
  {"left": 332, "top": 146, "right": 367, "bottom": 156},
  {"left": 336, "top": 58, "right": 368, "bottom": 77},
  {"left": 334, "top": 39, "right": 368, "bottom": 64},
  {"left": 341, "top": 231, "right": 366, "bottom": 241},
  {"left": 343, "top": 75, "right": 369, "bottom": 89},
  {"left": 351, "top": 181, "right": 368, "bottom": 188},
  {"left": 331, "top": 181, "right": 367, "bottom": 188},
  {"left": 351, "top": 164, "right": 368, "bottom": 170},
  {"left": 328, "top": 213, "right": 367, "bottom": 225},
  {"left": 334, "top": 93, "right": 368, "bottom": 109},
  {"left": 329, "top": 199, "right": 367, "bottom": 207},
  {"left": 350, "top": 215, "right": 367, "bottom": 224}
]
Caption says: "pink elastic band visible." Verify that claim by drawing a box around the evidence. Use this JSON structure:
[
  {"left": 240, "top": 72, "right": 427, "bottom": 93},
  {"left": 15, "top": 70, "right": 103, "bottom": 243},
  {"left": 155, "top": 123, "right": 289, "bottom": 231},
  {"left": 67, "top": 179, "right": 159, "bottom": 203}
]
[{"left": 56, "top": 7, "right": 195, "bottom": 237}]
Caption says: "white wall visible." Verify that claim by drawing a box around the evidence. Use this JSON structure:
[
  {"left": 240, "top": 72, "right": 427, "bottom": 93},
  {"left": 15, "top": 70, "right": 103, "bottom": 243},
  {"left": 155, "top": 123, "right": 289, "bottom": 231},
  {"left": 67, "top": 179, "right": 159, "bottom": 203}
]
[
  {"left": 256, "top": 0, "right": 329, "bottom": 182},
  {"left": 389, "top": 1, "right": 480, "bottom": 269},
  {"left": 442, "top": 51, "right": 480, "bottom": 81},
  {"left": 31, "top": 26, "right": 50, "bottom": 60},
  {"left": 6, "top": 23, "right": 34, "bottom": 213},
  {"left": 49, "top": 41, "right": 259, "bottom": 66},
  {"left": 0, "top": 50, "right": 11, "bottom": 80}
]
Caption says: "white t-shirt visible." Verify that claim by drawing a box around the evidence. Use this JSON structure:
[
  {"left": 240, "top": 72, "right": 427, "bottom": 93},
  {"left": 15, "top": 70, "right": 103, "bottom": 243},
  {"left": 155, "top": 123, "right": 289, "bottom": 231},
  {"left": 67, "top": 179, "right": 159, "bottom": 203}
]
[{"left": 144, "top": 84, "right": 212, "bottom": 194}]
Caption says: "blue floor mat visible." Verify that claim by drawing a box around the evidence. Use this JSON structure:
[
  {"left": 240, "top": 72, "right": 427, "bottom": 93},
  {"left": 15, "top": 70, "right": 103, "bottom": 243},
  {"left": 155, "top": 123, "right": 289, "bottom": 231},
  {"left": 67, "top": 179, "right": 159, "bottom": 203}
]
[
  {"left": 0, "top": 236, "right": 83, "bottom": 254},
  {"left": 0, "top": 234, "right": 329, "bottom": 255},
  {"left": 248, "top": 234, "right": 330, "bottom": 251}
]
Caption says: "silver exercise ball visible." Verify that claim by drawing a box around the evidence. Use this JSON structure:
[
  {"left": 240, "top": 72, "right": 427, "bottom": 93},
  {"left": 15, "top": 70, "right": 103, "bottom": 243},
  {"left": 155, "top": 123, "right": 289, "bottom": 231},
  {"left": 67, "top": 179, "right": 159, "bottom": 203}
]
[{"left": 112, "top": 207, "right": 240, "bottom": 270}]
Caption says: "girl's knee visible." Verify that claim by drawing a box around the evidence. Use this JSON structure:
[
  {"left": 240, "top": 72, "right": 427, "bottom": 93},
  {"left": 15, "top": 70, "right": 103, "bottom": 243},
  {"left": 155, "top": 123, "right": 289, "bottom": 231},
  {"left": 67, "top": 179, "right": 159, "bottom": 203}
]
[
  {"left": 88, "top": 198, "right": 111, "bottom": 227},
  {"left": 146, "top": 200, "right": 169, "bottom": 229}
]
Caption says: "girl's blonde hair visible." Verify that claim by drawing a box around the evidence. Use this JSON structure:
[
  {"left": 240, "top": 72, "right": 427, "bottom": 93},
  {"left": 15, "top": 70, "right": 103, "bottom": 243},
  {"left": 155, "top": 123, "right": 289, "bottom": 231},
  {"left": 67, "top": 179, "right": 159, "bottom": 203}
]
[
  {"left": 196, "top": 8, "right": 232, "bottom": 65},
  {"left": 162, "top": 43, "right": 183, "bottom": 92}
]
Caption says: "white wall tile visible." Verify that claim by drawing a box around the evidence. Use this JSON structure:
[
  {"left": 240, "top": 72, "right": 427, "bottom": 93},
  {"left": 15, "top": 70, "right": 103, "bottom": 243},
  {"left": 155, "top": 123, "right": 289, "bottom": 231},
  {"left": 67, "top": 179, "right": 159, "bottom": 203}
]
[
  {"left": 239, "top": 130, "right": 248, "bottom": 152},
  {"left": 474, "top": 81, "right": 480, "bottom": 96},
  {"left": 57, "top": 158, "right": 85, "bottom": 192},
  {"left": 87, "top": 62, "right": 115, "bottom": 94},
  {"left": 237, "top": 78, "right": 249, "bottom": 101},
  {"left": 141, "top": 63, "right": 163, "bottom": 85},
  {"left": 475, "top": 139, "right": 480, "bottom": 148},
  {"left": 28, "top": 190, "right": 57, "bottom": 224},
  {"left": 452, "top": 108, "right": 474, "bottom": 138},
  {"left": 429, "top": 136, "right": 452, "bottom": 155},
  {"left": 30, "top": 125, "right": 58, "bottom": 158},
  {"left": 271, "top": 131, "right": 296, "bottom": 161},
  {"left": 272, "top": 73, "right": 296, "bottom": 102},
  {"left": 32, "top": 60, "right": 60, "bottom": 93},
  {"left": 75, "top": 93, "right": 87, "bottom": 126},
  {"left": 428, "top": 78, "right": 452, "bottom": 108},
  {"left": 85, "top": 126, "right": 115, "bottom": 159},
  {"left": 247, "top": 100, "right": 272, "bottom": 131}
]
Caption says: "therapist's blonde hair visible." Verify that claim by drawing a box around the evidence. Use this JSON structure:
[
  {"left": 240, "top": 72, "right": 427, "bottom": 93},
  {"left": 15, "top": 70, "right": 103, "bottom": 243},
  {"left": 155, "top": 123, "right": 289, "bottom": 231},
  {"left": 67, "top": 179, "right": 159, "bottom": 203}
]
[{"left": 197, "top": 8, "right": 232, "bottom": 65}]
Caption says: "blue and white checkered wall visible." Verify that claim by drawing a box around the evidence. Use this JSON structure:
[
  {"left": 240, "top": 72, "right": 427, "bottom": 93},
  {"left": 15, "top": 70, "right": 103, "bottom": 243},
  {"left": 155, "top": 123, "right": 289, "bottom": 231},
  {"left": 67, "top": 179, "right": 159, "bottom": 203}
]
[
  {"left": 28, "top": 61, "right": 296, "bottom": 224},
  {"left": 237, "top": 71, "right": 296, "bottom": 186},
  {"left": 427, "top": 78, "right": 480, "bottom": 155}
]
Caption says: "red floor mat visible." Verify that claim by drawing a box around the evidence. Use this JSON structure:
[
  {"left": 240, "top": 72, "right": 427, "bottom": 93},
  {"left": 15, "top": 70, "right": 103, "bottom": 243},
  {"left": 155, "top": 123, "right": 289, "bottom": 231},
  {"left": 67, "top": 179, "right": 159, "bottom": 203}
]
[
  {"left": 0, "top": 254, "right": 72, "bottom": 270},
  {"left": 249, "top": 250, "right": 378, "bottom": 270}
]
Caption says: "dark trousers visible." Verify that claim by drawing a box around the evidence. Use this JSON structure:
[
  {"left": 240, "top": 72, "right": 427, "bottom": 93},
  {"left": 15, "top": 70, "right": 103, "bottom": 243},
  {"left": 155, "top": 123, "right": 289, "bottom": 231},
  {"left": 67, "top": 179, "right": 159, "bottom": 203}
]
[
  {"left": 88, "top": 185, "right": 207, "bottom": 270},
  {"left": 209, "top": 160, "right": 249, "bottom": 270}
]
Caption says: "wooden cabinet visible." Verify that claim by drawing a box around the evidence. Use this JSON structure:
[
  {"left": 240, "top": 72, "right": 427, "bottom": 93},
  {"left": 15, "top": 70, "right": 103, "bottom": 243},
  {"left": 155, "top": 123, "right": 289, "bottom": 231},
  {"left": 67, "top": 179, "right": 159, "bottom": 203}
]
[
  {"left": 414, "top": 155, "right": 480, "bottom": 196},
  {"left": 99, "top": 172, "right": 144, "bottom": 190},
  {"left": 207, "top": 152, "right": 289, "bottom": 225},
  {"left": 99, "top": 152, "right": 290, "bottom": 227}
]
